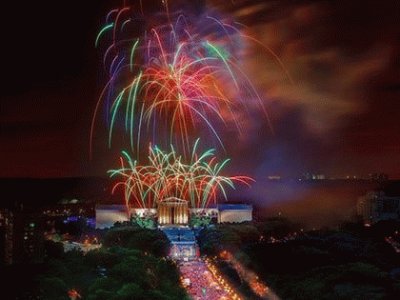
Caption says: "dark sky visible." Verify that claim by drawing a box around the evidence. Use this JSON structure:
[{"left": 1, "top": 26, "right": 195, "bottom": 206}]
[{"left": 1, "top": 0, "right": 399, "bottom": 179}]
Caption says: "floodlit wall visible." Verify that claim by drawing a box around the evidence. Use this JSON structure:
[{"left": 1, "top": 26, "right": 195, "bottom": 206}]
[
  {"left": 131, "top": 208, "right": 157, "bottom": 217},
  {"left": 190, "top": 208, "right": 219, "bottom": 216},
  {"left": 95, "top": 205, "right": 253, "bottom": 227},
  {"left": 218, "top": 209, "right": 252, "bottom": 223},
  {"left": 95, "top": 205, "right": 129, "bottom": 229}
]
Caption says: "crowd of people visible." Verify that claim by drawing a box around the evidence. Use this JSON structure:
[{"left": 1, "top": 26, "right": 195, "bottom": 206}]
[{"left": 179, "top": 259, "right": 236, "bottom": 300}]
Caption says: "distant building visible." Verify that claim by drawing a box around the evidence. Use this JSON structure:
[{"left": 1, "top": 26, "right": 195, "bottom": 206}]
[
  {"left": 0, "top": 209, "right": 44, "bottom": 265},
  {"left": 0, "top": 209, "right": 13, "bottom": 265},
  {"left": 13, "top": 212, "right": 44, "bottom": 264},
  {"left": 41, "top": 201, "right": 94, "bottom": 218},
  {"left": 302, "top": 173, "right": 325, "bottom": 180},
  {"left": 95, "top": 205, "right": 133, "bottom": 229},
  {"left": 357, "top": 191, "right": 400, "bottom": 225},
  {"left": 369, "top": 173, "right": 389, "bottom": 181},
  {"left": 163, "top": 227, "right": 199, "bottom": 260},
  {"left": 95, "top": 203, "right": 253, "bottom": 229},
  {"left": 218, "top": 204, "right": 253, "bottom": 223},
  {"left": 62, "top": 241, "right": 101, "bottom": 253}
]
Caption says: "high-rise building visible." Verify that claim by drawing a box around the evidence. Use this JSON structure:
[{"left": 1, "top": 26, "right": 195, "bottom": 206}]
[
  {"left": 0, "top": 209, "right": 44, "bottom": 265},
  {"left": 302, "top": 173, "right": 326, "bottom": 180},
  {"left": 369, "top": 173, "right": 389, "bottom": 181},
  {"left": 14, "top": 212, "right": 44, "bottom": 264},
  {"left": 357, "top": 191, "right": 400, "bottom": 225},
  {"left": 0, "top": 209, "right": 14, "bottom": 265}
]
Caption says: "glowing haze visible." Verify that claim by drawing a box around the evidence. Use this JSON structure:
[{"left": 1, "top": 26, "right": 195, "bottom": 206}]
[
  {"left": 1, "top": 0, "right": 399, "bottom": 179},
  {"left": 90, "top": 1, "right": 272, "bottom": 156}
]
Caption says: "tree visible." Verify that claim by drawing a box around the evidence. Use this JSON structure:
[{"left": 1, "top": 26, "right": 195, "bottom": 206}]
[
  {"left": 44, "top": 240, "right": 64, "bottom": 259},
  {"left": 116, "top": 283, "right": 144, "bottom": 299},
  {"left": 40, "top": 277, "right": 68, "bottom": 300}
]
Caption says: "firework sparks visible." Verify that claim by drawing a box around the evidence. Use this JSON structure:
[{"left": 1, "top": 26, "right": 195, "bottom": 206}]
[
  {"left": 108, "top": 139, "right": 253, "bottom": 210},
  {"left": 91, "top": 2, "right": 275, "bottom": 155}
]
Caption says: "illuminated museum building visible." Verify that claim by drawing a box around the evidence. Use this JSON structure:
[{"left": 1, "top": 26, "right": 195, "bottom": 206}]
[
  {"left": 95, "top": 201, "right": 253, "bottom": 229},
  {"left": 95, "top": 200, "right": 252, "bottom": 260},
  {"left": 163, "top": 227, "right": 199, "bottom": 260}
]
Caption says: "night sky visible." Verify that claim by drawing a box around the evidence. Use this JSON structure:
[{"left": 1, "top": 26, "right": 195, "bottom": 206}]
[{"left": 1, "top": 0, "right": 399, "bottom": 179}]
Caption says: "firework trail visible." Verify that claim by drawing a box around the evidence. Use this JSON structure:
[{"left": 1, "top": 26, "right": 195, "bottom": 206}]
[
  {"left": 108, "top": 139, "right": 253, "bottom": 210},
  {"left": 92, "top": 1, "right": 293, "bottom": 208},
  {"left": 91, "top": 1, "right": 280, "bottom": 156}
]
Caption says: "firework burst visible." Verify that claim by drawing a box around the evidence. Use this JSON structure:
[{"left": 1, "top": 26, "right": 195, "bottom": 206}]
[
  {"left": 91, "top": 2, "right": 276, "bottom": 155},
  {"left": 108, "top": 139, "right": 253, "bottom": 209}
]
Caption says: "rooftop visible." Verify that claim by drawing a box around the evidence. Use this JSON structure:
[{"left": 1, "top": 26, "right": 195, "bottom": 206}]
[{"left": 217, "top": 204, "right": 252, "bottom": 211}]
